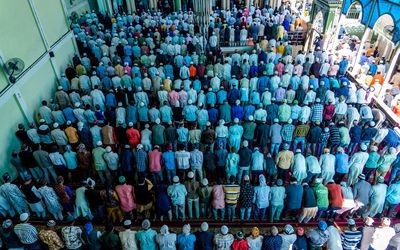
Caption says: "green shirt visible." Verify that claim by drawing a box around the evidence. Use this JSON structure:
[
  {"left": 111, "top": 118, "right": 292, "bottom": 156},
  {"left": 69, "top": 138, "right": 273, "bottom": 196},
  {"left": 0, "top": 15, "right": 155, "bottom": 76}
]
[
  {"left": 92, "top": 147, "right": 107, "bottom": 171},
  {"left": 198, "top": 186, "right": 213, "bottom": 204},
  {"left": 101, "top": 232, "right": 120, "bottom": 249},
  {"left": 313, "top": 183, "right": 329, "bottom": 208},
  {"left": 377, "top": 153, "right": 396, "bottom": 171},
  {"left": 152, "top": 124, "right": 165, "bottom": 145},
  {"left": 243, "top": 122, "right": 256, "bottom": 140},
  {"left": 366, "top": 152, "right": 380, "bottom": 169}
]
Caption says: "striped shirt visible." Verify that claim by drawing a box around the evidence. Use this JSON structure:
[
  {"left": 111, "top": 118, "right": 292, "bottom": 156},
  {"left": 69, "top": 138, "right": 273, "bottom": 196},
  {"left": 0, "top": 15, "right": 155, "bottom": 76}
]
[
  {"left": 223, "top": 184, "right": 241, "bottom": 204},
  {"left": 14, "top": 223, "right": 39, "bottom": 244},
  {"left": 341, "top": 230, "right": 362, "bottom": 250}
]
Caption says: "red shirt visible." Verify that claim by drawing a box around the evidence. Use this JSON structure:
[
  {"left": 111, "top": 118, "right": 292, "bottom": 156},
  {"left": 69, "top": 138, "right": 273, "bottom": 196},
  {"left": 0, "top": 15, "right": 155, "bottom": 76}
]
[
  {"left": 126, "top": 128, "right": 140, "bottom": 149},
  {"left": 326, "top": 183, "right": 343, "bottom": 207},
  {"left": 231, "top": 239, "right": 248, "bottom": 250},
  {"left": 323, "top": 104, "right": 336, "bottom": 120}
]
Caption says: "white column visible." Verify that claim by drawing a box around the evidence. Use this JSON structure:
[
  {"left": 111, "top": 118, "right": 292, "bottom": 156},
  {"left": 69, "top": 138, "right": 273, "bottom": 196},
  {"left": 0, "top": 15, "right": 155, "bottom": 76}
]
[
  {"left": 14, "top": 90, "right": 34, "bottom": 123},
  {"left": 106, "top": 0, "right": 113, "bottom": 15},
  {"left": 378, "top": 45, "right": 400, "bottom": 99},
  {"left": 126, "top": 0, "right": 136, "bottom": 12},
  {"left": 352, "top": 27, "right": 370, "bottom": 73}
]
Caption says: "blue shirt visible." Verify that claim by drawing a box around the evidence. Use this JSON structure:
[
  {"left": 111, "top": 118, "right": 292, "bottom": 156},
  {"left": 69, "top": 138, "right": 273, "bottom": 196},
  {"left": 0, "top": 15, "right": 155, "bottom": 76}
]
[
  {"left": 163, "top": 151, "right": 176, "bottom": 170},
  {"left": 217, "top": 90, "right": 228, "bottom": 104},
  {"left": 105, "top": 93, "right": 117, "bottom": 108},
  {"left": 231, "top": 105, "right": 244, "bottom": 121},
  {"left": 386, "top": 183, "right": 400, "bottom": 204},
  {"left": 335, "top": 153, "right": 349, "bottom": 174},
  {"left": 177, "top": 234, "right": 196, "bottom": 250},
  {"left": 208, "top": 108, "right": 219, "bottom": 124},
  {"left": 63, "top": 107, "right": 77, "bottom": 123}
]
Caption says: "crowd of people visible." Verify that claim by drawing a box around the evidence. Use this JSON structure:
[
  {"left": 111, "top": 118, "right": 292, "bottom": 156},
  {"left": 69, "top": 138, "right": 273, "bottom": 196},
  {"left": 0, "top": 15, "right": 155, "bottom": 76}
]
[
  {"left": 2, "top": 3, "right": 400, "bottom": 250},
  {"left": 1, "top": 215, "right": 400, "bottom": 250}
]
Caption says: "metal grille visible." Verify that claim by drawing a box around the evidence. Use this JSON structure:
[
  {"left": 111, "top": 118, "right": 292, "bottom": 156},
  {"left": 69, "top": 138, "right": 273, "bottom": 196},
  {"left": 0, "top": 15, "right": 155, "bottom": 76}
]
[{"left": 347, "top": 4, "right": 361, "bottom": 20}]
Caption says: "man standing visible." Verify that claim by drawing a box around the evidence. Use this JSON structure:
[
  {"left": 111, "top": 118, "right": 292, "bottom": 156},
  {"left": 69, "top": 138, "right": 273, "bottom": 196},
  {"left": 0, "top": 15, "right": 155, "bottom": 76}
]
[
  {"left": 92, "top": 141, "right": 110, "bottom": 184},
  {"left": 168, "top": 176, "right": 188, "bottom": 221},
  {"left": 276, "top": 143, "right": 294, "bottom": 182},
  {"left": 253, "top": 175, "right": 271, "bottom": 221},
  {"left": 223, "top": 176, "right": 241, "bottom": 222},
  {"left": 238, "top": 141, "right": 252, "bottom": 184},
  {"left": 239, "top": 175, "right": 254, "bottom": 221},
  {"left": 184, "top": 171, "right": 200, "bottom": 219},
  {"left": 282, "top": 179, "right": 304, "bottom": 219},
  {"left": 352, "top": 174, "right": 371, "bottom": 217}
]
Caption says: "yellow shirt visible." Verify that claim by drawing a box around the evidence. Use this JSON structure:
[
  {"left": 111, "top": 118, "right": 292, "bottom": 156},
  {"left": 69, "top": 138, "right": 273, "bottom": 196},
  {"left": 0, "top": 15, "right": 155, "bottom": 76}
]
[
  {"left": 277, "top": 45, "right": 285, "bottom": 55},
  {"left": 65, "top": 127, "right": 79, "bottom": 144}
]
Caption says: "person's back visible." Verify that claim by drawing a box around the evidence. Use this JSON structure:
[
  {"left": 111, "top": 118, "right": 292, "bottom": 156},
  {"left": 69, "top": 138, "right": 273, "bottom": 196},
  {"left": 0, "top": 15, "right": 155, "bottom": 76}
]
[
  {"left": 62, "top": 225, "right": 83, "bottom": 250},
  {"left": 82, "top": 226, "right": 102, "bottom": 250},
  {"left": 342, "top": 229, "right": 362, "bottom": 250},
  {"left": 286, "top": 183, "right": 303, "bottom": 210},
  {"left": 262, "top": 234, "right": 282, "bottom": 249},
  {"left": 0, "top": 223, "right": 23, "bottom": 249},
  {"left": 196, "top": 230, "right": 214, "bottom": 250}
]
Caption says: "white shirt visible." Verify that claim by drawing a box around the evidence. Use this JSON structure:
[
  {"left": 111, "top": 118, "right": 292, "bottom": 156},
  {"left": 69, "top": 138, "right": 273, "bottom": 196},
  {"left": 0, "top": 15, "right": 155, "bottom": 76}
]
[
  {"left": 119, "top": 229, "right": 138, "bottom": 250},
  {"left": 246, "top": 236, "right": 263, "bottom": 250},
  {"left": 370, "top": 226, "right": 396, "bottom": 250}
]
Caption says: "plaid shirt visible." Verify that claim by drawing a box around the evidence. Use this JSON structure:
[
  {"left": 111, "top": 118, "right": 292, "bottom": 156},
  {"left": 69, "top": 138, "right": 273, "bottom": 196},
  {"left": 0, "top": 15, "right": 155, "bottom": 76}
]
[
  {"left": 135, "top": 149, "right": 148, "bottom": 172},
  {"left": 294, "top": 124, "right": 310, "bottom": 138},
  {"left": 214, "top": 233, "right": 234, "bottom": 250},
  {"left": 281, "top": 124, "right": 295, "bottom": 142},
  {"left": 310, "top": 104, "right": 324, "bottom": 122},
  {"left": 318, "top": 132, "right": 330, "bottom": 144}
]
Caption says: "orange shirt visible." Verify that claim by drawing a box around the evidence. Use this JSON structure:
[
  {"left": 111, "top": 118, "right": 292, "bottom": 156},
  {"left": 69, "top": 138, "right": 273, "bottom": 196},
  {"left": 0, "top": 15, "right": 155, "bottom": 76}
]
[
  {"left": 371, "top": 74, "right": 384, "bottom": 85},
  {"left": 366, "top": 48, "right": 375, "bottom": 57}
]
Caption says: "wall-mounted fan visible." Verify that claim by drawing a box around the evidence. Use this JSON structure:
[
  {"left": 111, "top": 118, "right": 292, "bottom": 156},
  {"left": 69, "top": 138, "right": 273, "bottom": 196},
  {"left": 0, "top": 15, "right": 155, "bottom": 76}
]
[{"left": 4, "top": 58, "right": 25, "bottom": 83}]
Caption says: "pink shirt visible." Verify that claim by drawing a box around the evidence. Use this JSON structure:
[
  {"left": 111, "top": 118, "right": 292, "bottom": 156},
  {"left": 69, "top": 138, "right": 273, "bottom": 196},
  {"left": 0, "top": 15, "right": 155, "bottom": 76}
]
[
  {"left": 211, "top": 185, "right": 225, "bottom": 209},
  {"left": 168, "top": 91, "right": 180, "bottom": 106},
  {"left": 274, "top": 63, "right": 285, "bottom": 77},
  {"left": 148, "top": 150, "right": 163, "bottom": 172},
  {"left": 115, "top": 184, "right": 136, "bottom": 212}
]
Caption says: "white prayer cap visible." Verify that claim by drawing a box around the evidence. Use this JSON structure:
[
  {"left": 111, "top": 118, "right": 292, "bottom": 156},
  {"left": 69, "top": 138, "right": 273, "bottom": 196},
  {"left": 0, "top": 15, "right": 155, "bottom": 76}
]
[
  {"left": 221, "top": 225, "right": 229, "bottom": 235},
  {"left": 201, "top": 222, "right": 209, "bottom": 231}
]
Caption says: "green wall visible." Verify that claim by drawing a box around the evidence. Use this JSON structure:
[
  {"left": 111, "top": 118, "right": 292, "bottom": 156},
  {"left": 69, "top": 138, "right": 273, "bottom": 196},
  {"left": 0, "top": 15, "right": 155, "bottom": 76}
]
[
  {"left": 0, "top": 97, "right": 27, "bottom": 178},
  {"left": 33, "top": 0, "right": 69, "bottom": 46},
  {"left": 0, "top": 0, "right": 46, "bottom": 75},
  {"left": 0, "top": 0, "right": 77, "bottom": 180}
]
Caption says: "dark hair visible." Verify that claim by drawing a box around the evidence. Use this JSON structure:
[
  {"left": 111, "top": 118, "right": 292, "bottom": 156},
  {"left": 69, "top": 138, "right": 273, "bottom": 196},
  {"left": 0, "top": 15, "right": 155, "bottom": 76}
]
[{"left": 106, "top": 223, "right": 114, "bottom": 233}]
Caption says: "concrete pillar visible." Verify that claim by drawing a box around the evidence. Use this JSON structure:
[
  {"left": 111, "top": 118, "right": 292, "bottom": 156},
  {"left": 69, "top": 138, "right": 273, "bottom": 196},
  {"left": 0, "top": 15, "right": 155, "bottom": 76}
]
[
  {"left": 105, "top": 0, "right": 113, "bottom": 15},
  {"left": 352, "top": 27, "right": 370, "bottom": 73},
  {"left": 149, "top": 0, "right": 157, "bottom": 10},
  {"left": 126, "top": 0, "right": 136, "bottom": 12},
  {"left": 379, "top": 45, "right": 400, "bottom": 99},
  {"left": 97, "top": 0, "right": 107, "bottom": 15},
  {"left": 175, "top": 0, "right": 181, "bottom": 11}
]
